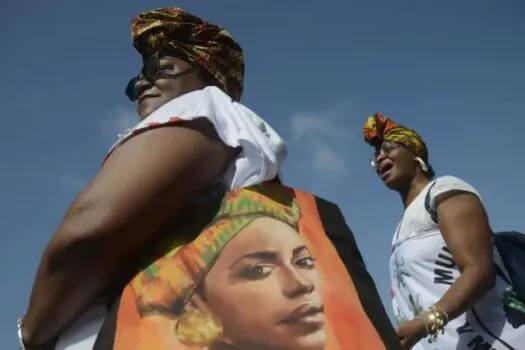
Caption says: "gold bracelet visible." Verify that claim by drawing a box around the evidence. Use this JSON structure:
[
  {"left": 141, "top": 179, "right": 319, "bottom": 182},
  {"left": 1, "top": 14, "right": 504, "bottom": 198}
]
[{"left": 422, "top": 304, "right": 448, "bottom": 343}]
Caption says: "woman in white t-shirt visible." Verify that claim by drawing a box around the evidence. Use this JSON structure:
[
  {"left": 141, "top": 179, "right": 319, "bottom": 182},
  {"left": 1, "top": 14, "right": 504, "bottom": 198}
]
[{"left": 363, "top": 112, "right": 525, "bottom": 349}]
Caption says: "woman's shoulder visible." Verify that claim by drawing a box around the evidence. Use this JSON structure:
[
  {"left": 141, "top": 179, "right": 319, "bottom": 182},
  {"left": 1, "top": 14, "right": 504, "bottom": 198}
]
[
  {"left": 104, "top": 87, "right": 227, "bottom": 161},
  {"left": 430, "top": 175, "right": 481, "bottom": 203},
  {"left": 433, "top": 175, "right": 476, "bottom": 190},
  {"left": 434, "top": 174, "right": 468, "bottom": 185}
]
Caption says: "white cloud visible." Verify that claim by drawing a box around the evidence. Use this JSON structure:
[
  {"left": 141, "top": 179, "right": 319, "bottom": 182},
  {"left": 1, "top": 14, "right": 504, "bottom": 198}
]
[
  {"left": 99, "top": 105, "right": 139, "bottom": 141},
  {"left": 61, "top": 174, "right": 86, "bottom": 192},
  {"left": 288, "top": 100, "right": 357, "bottom": 177},
  {"left": 60, "top": 106, "right": 138, "bottom": 191}
]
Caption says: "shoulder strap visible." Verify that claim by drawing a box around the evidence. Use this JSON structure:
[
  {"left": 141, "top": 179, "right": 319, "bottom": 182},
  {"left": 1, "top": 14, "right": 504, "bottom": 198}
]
[{"left": 424, "top": 181, "right": 438, "bottom": 223}]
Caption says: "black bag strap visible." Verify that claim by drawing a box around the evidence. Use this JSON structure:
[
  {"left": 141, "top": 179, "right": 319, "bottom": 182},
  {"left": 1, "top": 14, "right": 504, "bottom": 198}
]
[{"left": 424, "top": 181, "right": 438, "bottom": 224}]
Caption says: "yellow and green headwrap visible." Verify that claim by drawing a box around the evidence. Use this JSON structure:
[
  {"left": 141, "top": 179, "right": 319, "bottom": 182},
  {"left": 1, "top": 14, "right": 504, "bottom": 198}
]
[
  {"left": 363, "top": 112, "right": 429, "bottom": 162},
  {"left": 131, "top": 185, "right": 301, "bottom": 316},
  {"left": 131, "top": 7, "right": 245, "bottom": 101}
]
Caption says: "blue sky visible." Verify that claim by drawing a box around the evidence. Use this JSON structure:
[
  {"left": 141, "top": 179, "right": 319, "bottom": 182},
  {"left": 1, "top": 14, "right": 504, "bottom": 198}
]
[{"left": 1, "top": 0, "right": 524, "bottom": 346}]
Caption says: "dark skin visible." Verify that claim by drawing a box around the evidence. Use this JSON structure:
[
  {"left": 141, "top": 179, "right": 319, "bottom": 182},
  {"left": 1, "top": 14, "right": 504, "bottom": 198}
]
[
  {"left": 22, "top": 55, "right": 238, "bottom": 348},
  {"left": 375, "top": 144, "right": 495, "bottom": 349},
  {"left": 134, "top": 56, "right": 211, "bottom": 118}
]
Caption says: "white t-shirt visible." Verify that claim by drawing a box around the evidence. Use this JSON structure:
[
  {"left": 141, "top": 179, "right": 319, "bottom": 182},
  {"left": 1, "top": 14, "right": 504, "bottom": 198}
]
[
  {"left": 390, "top": 175, "right": 524, "bottom": 350},
  {"left": 54, "top": 86, "right": 286, "bottom": 350}
]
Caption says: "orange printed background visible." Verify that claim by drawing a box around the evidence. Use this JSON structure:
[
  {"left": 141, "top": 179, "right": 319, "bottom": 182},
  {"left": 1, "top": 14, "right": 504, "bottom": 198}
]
[{"left": 113, "top": 187, "right": 385, "bottom": 350}]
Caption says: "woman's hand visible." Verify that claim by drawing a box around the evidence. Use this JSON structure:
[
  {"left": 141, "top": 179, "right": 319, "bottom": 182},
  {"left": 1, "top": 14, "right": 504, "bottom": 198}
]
[{"left": 396, "top": 317, "right": 427, "bottom": 349}]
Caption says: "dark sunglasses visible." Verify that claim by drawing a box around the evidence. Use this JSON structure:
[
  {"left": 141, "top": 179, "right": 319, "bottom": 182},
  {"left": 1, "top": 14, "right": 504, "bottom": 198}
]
[
  {"left": 369, "top": 141, "right": 402, "bottom": 168},
  {"left": 125, "top": 51, "right": 197, "bottom": 101}
]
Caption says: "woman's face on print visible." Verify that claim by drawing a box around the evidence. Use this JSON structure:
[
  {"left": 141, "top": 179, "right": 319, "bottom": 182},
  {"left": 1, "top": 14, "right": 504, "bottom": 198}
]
[{"left": 203, "top": 217, "right": 325, "bottom": 350}]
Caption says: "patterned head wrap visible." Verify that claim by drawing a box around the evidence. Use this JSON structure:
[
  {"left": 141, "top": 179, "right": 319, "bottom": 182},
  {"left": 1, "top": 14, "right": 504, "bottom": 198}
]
[
  {"left": 131, "top": 7, "right": 245, "bottom": 101},
  {"left": 363, "top": 112, "right": 429, "bottom": 162},
  {"left": 131, "top": 185, "right": 301, "bottom": 316}
]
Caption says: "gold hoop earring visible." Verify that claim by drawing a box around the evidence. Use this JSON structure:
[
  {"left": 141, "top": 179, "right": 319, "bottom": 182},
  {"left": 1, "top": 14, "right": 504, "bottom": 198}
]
[
  {"left": 415, "top": 157, "right": 429, "bottom": 172},
  {"left": 175, "top": 309, "right": 223, "bottom": 347}
]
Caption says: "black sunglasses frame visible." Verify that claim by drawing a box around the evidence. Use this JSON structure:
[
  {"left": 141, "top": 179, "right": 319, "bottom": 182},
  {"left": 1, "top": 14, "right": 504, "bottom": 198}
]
[{"left": 125, "top": 51, "right": 197, "bottom": 101}]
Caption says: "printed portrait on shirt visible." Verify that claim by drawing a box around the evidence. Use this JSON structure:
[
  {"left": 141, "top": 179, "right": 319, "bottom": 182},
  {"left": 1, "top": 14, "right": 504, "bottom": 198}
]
[{"left": 112, "top": 185, "right": 386, "bottom": 350}]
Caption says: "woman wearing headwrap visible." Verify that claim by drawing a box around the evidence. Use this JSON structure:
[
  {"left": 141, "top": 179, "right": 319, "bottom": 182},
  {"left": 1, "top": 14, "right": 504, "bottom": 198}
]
[
  {"left": 121, "top": 186, "right": 327, "bottom": 349},
  {"left": 19, "top": 7, "right": 285, "bottom": 350},
  {"left": 19, "top": 7, "right": 402, "bottom": 350},
  {"left": 363, "top": 112, "right": 525, "bottom": 349}
]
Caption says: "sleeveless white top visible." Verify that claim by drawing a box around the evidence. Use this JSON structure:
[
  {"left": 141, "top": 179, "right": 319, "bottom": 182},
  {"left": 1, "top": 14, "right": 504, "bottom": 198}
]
[{"left": 390, "top": 175, "right": 524, "bottom": 349}]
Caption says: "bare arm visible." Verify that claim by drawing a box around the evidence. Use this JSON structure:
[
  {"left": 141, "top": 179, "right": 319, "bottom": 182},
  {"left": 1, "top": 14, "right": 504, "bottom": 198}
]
[
  {"left": 22, "top": 119, "right": 237, "bottom": 346},
  {"left": 433, "top": 190, "right": 495, "bottom": 320}
]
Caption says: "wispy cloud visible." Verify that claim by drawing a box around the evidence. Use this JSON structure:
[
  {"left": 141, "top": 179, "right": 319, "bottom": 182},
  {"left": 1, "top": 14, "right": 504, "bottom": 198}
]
[
  {"left": 60, "top": 174, "right": 86, "bottom": 192},
  {"left": 60, "top": 106, "right": 138, "bottom": 192},
  {"left": 99, "top": 105, "right": 139, "bottom": 141},
  {"left": 287, "top": 99, "right": 357, "bottom": 178}
]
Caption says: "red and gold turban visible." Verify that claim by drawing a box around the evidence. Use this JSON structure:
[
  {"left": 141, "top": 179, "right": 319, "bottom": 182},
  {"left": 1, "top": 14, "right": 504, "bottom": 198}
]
[
  {"left": 131, "top": 7, "right": 244, "bottom": 101},
  {"left": 130, "top": 185, "right": 301, "bottom": 316},
  {"left": 363, "top": 112, "right": 429, "bottom": 162}
]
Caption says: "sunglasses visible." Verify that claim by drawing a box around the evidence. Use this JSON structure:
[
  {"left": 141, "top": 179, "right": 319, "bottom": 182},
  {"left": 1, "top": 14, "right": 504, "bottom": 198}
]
[
  {"left": 125, "top": 51, "right": 197, "bottom": 101},
  {"left": 369, "top": 141, "right": 402, "bottom": 168}
]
